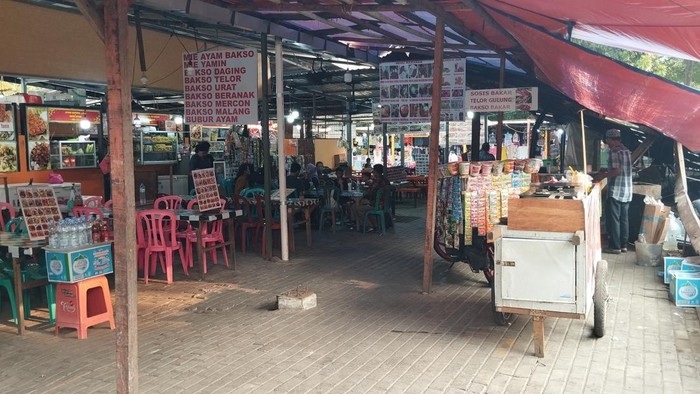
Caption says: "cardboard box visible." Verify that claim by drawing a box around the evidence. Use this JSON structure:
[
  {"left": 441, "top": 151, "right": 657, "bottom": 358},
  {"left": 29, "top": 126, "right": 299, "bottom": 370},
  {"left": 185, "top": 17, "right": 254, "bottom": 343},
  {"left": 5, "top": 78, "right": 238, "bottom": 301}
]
[
  {"left": 45, "top": 243, "right": 113, "bottom": 283},
  {"left": 663, "top": 257, "right": 684, "bottom": 284},
  {"left": 640, "top": 203, "right": 670, "bottom": 244},
  {"left": 669, "top": 271, "right": 700, "bottom": 307}
]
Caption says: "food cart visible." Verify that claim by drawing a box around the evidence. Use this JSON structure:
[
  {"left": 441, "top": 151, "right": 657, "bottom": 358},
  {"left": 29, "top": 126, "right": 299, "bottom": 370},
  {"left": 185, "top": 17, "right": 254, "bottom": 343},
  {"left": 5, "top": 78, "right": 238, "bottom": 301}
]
[
  {"left": 435, "top": 161, "right": 608, "bottom": 357},
  {"left": 493, "top": 183, "right": 608, "bottom": 357}
]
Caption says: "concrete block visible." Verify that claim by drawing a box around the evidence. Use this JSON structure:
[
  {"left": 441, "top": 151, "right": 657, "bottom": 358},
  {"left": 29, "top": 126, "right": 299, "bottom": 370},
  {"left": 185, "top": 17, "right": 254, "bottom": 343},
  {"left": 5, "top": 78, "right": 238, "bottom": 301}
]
[{"left": 277, "top": 288, "right": 317, "bottom": 310}]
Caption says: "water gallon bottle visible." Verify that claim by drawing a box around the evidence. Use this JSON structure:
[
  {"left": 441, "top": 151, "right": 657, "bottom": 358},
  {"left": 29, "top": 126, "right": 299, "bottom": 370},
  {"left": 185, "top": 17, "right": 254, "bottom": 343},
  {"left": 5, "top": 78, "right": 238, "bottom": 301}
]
[{"left": 139, "top": 183, "right": 146, "bottom": 205}]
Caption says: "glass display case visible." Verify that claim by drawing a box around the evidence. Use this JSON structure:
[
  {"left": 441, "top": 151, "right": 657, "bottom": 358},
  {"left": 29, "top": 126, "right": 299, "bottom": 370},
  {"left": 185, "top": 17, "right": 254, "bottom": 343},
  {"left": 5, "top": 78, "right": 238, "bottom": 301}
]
[
  {"left": 133, "top": 129, "right": 179, "bottom": 165},
  {"left": 50, "top": 141, "right": 97, "bottom": 169}
]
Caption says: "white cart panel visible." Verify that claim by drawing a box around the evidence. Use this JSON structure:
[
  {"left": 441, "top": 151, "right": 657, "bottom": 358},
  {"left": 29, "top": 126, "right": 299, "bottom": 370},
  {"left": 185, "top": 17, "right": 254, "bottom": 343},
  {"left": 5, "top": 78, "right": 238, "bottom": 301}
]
[{"left": 500, "top": 237, "right": 577, "bottom": 304}]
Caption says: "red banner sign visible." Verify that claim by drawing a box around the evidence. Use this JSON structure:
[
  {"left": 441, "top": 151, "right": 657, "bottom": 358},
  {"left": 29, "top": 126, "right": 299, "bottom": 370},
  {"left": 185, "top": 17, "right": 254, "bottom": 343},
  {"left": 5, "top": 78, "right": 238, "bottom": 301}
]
[{"left": 48, "top": 108, "right": 101, "bottom": 124}]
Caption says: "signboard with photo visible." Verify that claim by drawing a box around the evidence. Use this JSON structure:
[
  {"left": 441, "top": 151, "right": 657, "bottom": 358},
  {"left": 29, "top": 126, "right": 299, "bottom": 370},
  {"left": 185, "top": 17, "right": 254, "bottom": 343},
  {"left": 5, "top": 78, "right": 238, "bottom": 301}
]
[
  {"left": 183, "top": 49, "right": 259, "bottom": 125},
  {"left": 379, "top": 58, "right": 466, "bottom": 123},
  {"left": 0, "top": 104, "right": 19, "bottom": 172},
  {"left": 191, "top": 168, "right": 222, "bottom": 212},
  {"left": 17, "top": 186, "right": 63, "bottom": 240},
  {"left": 466, "top": 87, "right": 539, "bottom": 112}
]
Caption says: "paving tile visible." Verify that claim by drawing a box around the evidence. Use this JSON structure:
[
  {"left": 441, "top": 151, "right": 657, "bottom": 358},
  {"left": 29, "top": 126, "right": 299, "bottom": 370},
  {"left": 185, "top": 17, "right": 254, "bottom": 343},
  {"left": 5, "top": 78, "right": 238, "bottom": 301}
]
[{"left": 0, "top": 206, "right": 698, "bottom": 393}]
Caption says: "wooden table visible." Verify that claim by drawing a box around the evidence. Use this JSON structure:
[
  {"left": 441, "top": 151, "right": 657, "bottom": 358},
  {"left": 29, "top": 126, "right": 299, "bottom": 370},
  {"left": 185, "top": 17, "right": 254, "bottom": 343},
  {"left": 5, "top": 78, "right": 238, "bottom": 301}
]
[
  {"left": 0, "top": 232, "right": 48, "bottom": 335},
  {"left": 267, "top": 198, "right": 319, "bottom": 253}
]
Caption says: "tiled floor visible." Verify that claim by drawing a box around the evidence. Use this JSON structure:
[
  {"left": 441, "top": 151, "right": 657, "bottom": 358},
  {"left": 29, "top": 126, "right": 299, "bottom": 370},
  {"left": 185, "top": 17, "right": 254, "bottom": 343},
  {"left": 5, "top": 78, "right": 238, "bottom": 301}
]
[{"left": 0, "top": 203, "right": 698, "bottom": 393}]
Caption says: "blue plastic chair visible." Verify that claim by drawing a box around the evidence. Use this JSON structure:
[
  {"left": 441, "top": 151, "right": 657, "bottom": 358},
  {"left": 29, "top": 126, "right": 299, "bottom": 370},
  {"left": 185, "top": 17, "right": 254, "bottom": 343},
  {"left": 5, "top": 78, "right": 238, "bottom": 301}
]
[{"left": 362, "top": 187, "right": 392, "bottom": 235}]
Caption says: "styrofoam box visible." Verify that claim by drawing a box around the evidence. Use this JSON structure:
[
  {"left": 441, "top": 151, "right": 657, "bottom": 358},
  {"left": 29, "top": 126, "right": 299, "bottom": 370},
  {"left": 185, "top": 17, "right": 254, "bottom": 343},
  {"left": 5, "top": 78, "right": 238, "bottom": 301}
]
[
  {"left": 669, "top": 271, "right": 700, "bottom": 307},
  {"left": 664, "top": 257, "right": 684, "bottom": 284}
]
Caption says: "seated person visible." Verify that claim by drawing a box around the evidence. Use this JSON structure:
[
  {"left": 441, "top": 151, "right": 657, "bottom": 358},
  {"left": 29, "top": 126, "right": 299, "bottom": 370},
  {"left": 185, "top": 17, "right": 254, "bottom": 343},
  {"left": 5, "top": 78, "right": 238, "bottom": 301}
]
[
  {"left": 286, "top": 162, "right": 307, "bottom": 198},
  {"left": 233, "top": 164, "right": 252, "bottom": 196},
  {"left": 348, "top": 164, "right": 390, "bottom": 232}
]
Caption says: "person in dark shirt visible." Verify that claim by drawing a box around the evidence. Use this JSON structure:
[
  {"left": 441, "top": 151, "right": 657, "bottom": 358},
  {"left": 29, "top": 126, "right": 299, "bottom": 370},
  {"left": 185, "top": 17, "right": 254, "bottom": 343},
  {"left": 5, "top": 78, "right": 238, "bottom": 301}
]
[
  {"left": 478, "top": 142, "right": 495, "bottom": 161},
  {"left": 348, "top": 164, "right": 389, "bottom": 231},
  {"left": 286, "top": 162, "right": 307, "bottom": 197},
  {"left": 189, "top": 141, "right": 215, "bottom": 191}
]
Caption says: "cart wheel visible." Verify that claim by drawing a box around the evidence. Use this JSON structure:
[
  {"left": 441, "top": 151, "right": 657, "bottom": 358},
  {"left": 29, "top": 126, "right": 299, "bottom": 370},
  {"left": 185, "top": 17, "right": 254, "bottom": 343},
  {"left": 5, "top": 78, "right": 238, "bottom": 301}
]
[
  {"left": 492, "top": 284, "right": 514, "bottom": 326},
  {"left": 483, "top": 245, "right": 495, "bottom": 287},
  {"left": 593, "top": 259, "right": 609, "bottom": 338},
  {"left": 483, "top": 267, "right": 494, "bottom": 288}
]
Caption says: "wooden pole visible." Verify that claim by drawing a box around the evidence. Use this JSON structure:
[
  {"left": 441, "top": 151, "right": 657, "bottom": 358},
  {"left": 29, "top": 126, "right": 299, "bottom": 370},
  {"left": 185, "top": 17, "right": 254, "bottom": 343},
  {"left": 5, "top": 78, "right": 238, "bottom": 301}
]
[
  {"left": 471, "top": 113, "right": 480, "bottom": 161},
  {"left": 422, "top": 17, "right": 444, "bottom": 294},
  {"left": 495, "top": 54, "right": 505, "bottom": 160},
  {"left": 260, "top": 33, "right": 273, "bottom": 260},
  {"left": 103, "top": 0, "right": 138, "bottom": 392}
]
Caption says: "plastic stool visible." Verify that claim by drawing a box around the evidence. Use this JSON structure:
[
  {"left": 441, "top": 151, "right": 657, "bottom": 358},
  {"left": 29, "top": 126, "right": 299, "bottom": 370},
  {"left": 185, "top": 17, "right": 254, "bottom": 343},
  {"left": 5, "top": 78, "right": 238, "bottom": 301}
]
[{"left": 55, "top": 275, "right": 115, "bottom": 339}]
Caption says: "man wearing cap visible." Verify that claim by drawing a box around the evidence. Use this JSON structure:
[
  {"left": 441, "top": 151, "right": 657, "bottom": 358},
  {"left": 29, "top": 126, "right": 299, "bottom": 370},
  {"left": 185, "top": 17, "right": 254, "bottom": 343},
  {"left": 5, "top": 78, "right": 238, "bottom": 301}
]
[{"left": 595, "top": 129, "right": 632, "bottom": 254}]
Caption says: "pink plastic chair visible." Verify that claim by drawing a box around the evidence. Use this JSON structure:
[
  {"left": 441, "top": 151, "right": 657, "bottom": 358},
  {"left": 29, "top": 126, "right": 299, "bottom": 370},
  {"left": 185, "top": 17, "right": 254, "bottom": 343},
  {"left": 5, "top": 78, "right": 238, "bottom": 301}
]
[
  {"left": 82, "top": 196, "right": 103, "bottom": 207},
  {"left": 104, "top": 200, "right": 113, "bottom": 209},
  {"left": 0, "top": 202, "right": 16, "bottom": 231},
  {"left": 136, "top": 210, "right": 187, "bottom": 284},
  {"left": 154, "top": 195, "right": 182, "bottom": 210},
  {"left": 179, "top": 198, "right": 229, "bottom": 273}
]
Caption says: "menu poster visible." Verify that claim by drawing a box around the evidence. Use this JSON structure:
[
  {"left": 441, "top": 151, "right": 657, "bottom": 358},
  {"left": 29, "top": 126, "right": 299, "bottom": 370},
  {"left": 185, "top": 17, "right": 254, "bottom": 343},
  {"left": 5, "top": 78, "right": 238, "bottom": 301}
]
[
  {"left": 192, "top": 168, "right": 222, "bottom": 212},
  {"left": 466, "top": 87, "right": 539, "bottom": 112},
  {"left": 0, "top": 104, "right": 19, "bottom": 172},
  {"left": 379, "top": 58, "right": 466, "bottom": 123},
  {"left": 0, "top": 104, "right": 15, "bottom": 135},
  {"left": 17, "top": 186, "right": 62, "bottom": 240},
  {"left": 183, "top": 49, "right": 259, "bottom": 125}
]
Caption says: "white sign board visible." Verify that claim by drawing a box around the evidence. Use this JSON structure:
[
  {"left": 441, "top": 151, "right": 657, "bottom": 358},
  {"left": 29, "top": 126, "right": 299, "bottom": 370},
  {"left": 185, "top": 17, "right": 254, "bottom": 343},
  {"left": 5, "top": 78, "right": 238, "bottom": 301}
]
[
  {"left": 466, "top": 87, "right": 538, "bottom": 112},
  {"left": 379, "top": 58, "right": 466, "bottom": 123},
  {"left": 183, "top": 49, "right": 259, "bottom": 125}
]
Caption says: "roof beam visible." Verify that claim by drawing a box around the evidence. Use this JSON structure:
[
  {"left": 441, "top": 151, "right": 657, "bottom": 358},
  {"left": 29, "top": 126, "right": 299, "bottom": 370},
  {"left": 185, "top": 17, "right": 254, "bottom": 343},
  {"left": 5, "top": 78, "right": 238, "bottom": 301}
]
[
  {"left": 300, "top": 11, "right": 382, "bottom": 38},
  {"left": 74, "top": 0, "right": 105, "bottom": 42},
  {"left": 208, "top": 2, "right": 427, "bottom": 12}
]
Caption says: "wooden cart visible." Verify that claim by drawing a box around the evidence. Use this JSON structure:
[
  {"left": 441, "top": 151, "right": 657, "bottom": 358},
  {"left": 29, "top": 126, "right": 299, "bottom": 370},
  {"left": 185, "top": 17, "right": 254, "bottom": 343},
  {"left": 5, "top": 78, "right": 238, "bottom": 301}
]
[{"left": 492, "top": 184, "right": 608, "bottom": 357}]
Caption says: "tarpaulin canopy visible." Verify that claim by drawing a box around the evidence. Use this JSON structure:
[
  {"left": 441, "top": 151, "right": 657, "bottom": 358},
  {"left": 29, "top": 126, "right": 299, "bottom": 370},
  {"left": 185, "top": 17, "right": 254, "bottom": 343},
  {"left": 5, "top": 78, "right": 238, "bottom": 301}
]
[
  {"left": 445, "top": 0, "right": 700, "bottom": 151},
  {"left": 489, "top": 12, "right": 700, "bottom": 151}
]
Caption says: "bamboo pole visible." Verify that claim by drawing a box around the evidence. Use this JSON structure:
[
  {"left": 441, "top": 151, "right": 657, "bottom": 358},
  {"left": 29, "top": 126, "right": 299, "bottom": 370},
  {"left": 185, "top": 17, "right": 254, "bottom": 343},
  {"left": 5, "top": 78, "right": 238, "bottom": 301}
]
[
  {"left": 103, "top": 0, "right": 138, "bottom": 392},
  {"left": 579, "top": 110, "right": 587, "bottom": 173},
  {"left": 422, "top": 17, "right": 444, "bottom": 294}
]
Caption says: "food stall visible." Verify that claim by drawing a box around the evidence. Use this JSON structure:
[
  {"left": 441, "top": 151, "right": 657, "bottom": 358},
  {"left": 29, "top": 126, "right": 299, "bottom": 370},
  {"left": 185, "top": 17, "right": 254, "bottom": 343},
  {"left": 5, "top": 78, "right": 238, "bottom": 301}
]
[{"left": 434, "top": 159, "right": 608, "bottom": 357}]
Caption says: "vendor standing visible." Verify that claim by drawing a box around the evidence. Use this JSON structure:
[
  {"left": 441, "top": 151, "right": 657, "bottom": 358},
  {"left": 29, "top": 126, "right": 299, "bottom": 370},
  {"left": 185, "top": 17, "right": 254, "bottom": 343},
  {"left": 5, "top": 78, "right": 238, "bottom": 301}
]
[
  {"left": 189, "top": 141, "right": 215, "bottom": 191},
  {"left": 594, "top": 129, "right": 632, "bottom": 254}
]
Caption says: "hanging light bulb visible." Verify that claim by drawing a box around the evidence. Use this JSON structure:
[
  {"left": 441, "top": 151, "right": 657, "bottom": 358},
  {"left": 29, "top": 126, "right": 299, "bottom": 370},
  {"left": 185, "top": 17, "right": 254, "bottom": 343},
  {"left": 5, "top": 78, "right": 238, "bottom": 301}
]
[
  {"left": 79, "top": 113, "right": 91, "bottom": 130},
  {"left": 174, "top": 115, "right": 183, "bottom": 125},
  {"left": 133, "top": 114, "right": 142, "bottom": 127},
  {"left": 140, "top": 72, "right": 148, "bottom": 86},
  {"left": 185, "top": 61, "right": 195, "bottom": 77}
]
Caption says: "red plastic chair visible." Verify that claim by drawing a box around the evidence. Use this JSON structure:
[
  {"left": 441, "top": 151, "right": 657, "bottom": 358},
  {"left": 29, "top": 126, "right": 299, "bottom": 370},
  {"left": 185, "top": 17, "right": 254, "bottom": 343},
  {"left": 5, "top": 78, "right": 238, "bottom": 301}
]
[
  {"left": 72, "top": 206, "right": 104, "bottom": 220},
  {"left": 82, "top": 196, "right": 103, "bottom": 207},
  {"left": 0, "top": 202, "right": 16, "bottom": 231},
  {"left": 103, "top": 200, "right": 113, "bottom": 209},
  {"left": 154, "top": 195, "right": 183, "bottom": 209},
  {"left": 255, "top": 194, "right": 282, "bottom": 254},
  {"left": 136, "top": 210, "right": 187, "bottom": 284},
  {"left": 235, "top": 195, "right": 263, "bottom": 254}
]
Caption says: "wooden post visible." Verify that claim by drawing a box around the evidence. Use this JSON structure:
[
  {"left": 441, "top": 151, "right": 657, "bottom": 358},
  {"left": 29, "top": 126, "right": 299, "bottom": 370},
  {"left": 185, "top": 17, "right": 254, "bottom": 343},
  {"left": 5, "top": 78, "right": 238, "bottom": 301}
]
[
  {"left": 471, "top": 113, "right": 481, "bottom": 161},
  {"left": 422, "top": 17, "right": 444, "bottom": 294},
  {"left": 103, "top": 0, "right": 138, "bottom": 392},
  {"left": 532, "top": 315, "right": 545, "bottom": 357},
  {"left": 495, "top": 54, "right": 505, "bottom": 160},
  {"left": 260, "top": 33, "right": 273, "bottom": 260}
]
